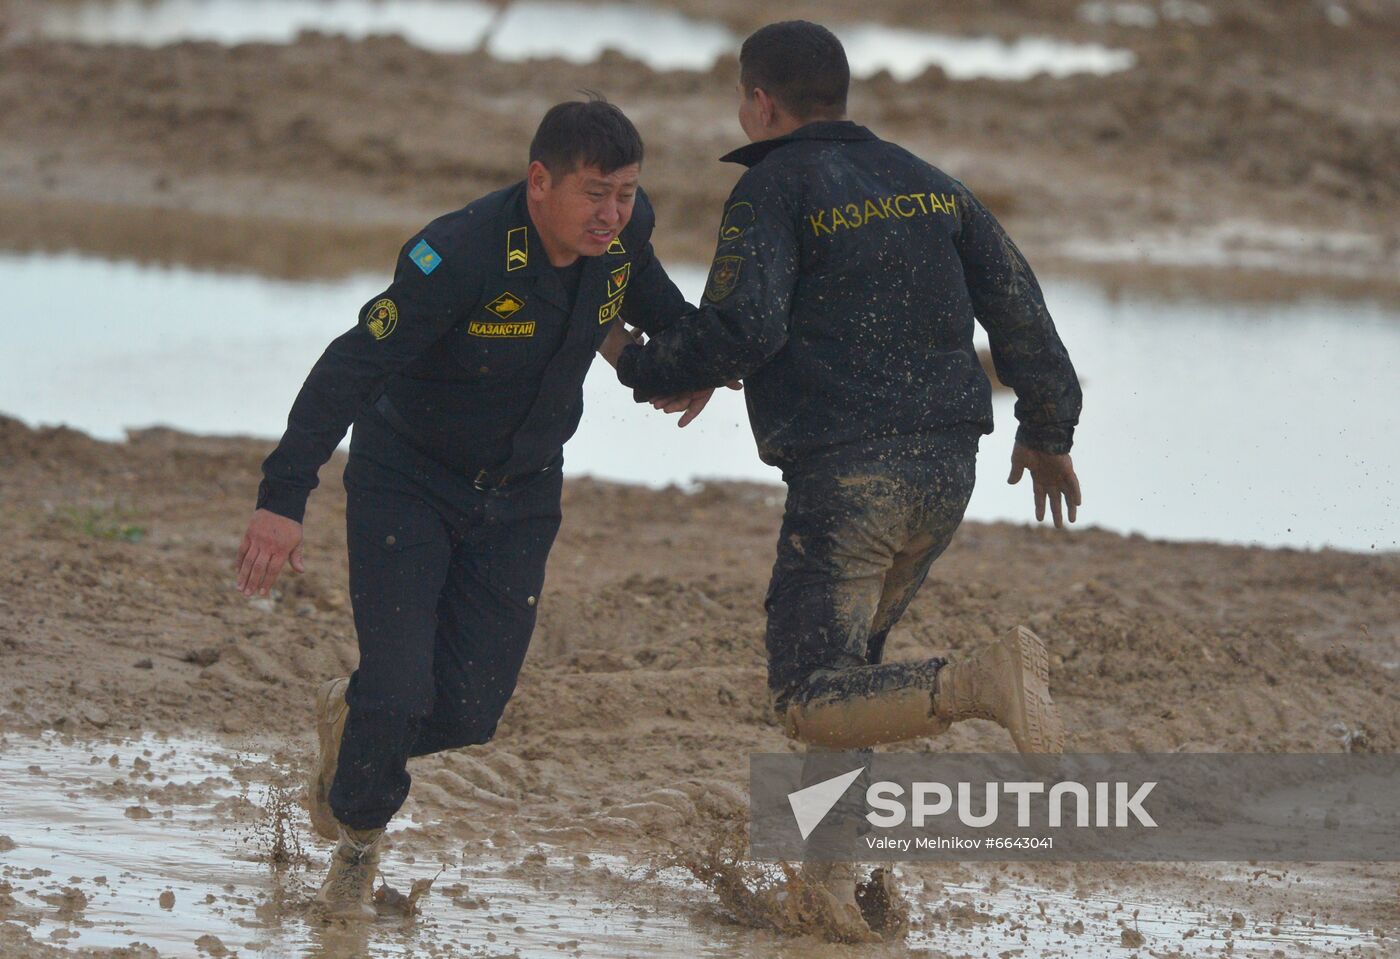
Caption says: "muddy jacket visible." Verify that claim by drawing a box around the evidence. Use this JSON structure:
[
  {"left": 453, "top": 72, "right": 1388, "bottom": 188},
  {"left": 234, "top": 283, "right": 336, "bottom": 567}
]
[
  {"left": 257, "top": 183, "right": 688, "bottom": 522},
  {"left": 616, "top": 121, "right": 1081, "bottom": 469}
]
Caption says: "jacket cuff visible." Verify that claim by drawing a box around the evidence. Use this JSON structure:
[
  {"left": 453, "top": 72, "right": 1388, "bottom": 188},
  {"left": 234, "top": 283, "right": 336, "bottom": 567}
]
[
  {"left": 616, "top": 343, "right": 652, "bottom": 399},
  {"left": 256, "top": 479, "right": 310, "bottom": 524},
  {"left": 1015, "top": 423, "right": 1074, "bottom": 455}
]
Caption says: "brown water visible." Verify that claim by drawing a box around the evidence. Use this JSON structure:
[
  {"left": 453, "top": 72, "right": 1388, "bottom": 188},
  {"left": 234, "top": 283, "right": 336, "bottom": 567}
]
[{"left": 0, "top": 732, "right": 1383, "bottom": 957}]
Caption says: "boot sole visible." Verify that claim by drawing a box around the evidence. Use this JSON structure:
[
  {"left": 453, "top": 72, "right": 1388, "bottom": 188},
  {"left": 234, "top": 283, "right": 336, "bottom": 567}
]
[
  {"left": 1003, "top": 626, "right": 1065, "bottom": 755},
  {"left": 308, "top": 677, "right": 349, "bottom": 843}
]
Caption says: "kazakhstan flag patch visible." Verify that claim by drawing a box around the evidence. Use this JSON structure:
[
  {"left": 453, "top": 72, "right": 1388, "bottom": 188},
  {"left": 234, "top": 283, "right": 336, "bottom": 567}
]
[{"left": 409, "top": 239, "right": 443, "bottom": 275}]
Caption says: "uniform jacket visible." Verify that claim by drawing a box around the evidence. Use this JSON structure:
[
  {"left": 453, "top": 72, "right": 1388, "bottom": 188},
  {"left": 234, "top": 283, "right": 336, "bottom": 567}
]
[
  {"left": 616, "top": 121, "right": 1081, "bottom": 470},
  {"left": 258, "top": 182, "right": 688, "bottom": 522}
]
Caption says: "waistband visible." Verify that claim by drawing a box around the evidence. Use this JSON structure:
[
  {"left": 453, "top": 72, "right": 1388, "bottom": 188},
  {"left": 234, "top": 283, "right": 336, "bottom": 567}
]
[
  {"left": 368, "top": 394, "right": 558, "bottom": 492},
  {"left": 778, "top": 424, "right": 983, "bottom": 478}
]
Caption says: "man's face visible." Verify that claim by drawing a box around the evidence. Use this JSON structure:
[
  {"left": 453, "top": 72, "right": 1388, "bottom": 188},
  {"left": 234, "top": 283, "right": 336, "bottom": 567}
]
[{"left": 528, "top": 162, "right": 639, "bottom": 264}]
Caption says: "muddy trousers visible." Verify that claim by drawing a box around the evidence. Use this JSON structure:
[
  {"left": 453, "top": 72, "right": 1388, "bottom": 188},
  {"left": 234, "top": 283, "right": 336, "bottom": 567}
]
[
  {"left": 328, "top": 416, "right": 562, "bottom": 831},
  {"left": 766, "top": 429, "right": 979, "bottom": 721}
]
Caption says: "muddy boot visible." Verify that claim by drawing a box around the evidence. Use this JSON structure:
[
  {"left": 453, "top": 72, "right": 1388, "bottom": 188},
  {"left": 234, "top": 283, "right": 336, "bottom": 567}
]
[
  {"left": 307, "top": 677, "right": 349, "bottom": 842},
  {"left": 802, "top": 861, "right": 882, "bottom": 944},
  {"left": 312, "top": 825, "right": 383, "bottom": 922},
  {"left": 933, "top": 625, "right": 1064, "bottom": 754}
]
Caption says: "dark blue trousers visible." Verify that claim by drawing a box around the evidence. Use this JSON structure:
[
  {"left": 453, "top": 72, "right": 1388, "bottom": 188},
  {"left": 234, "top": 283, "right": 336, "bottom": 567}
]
[
  {"left": 329, "top": 414, "right": 561, "bottom": 830},
  {"left": 765, "top": 429, "right": 979, "bottom": 710}
]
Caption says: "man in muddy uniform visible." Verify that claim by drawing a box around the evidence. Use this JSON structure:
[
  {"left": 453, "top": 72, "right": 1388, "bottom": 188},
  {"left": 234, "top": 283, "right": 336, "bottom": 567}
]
[
  {"left": 606, "top": 22, "right": 1083, "bottom": 939},
  {"left": 234, "top": 100, "right": 693, "bottom": 920}
]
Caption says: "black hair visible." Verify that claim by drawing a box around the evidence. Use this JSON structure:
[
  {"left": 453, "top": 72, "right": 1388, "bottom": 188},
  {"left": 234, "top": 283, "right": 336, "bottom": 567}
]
[
  {"left": 528, "top": 94, "right": 643, "bottom": 176},
  {"left": 739, "top": 21, "right": 849, "bottom": 120}
]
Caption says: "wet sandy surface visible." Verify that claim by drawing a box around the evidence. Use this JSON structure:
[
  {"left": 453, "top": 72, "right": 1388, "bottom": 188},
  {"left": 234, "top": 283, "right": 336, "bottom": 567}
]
[
  {"left": 0, "top": 419, "right": 1397, "bottom": 955},
  {"left": 1, "top": 0, "right": 1398, "bottom": 954},
  {"left": 1, "top": 0, "right": 1398, "bottom": 298},
  {"left": 2, "top": 731, "right": 1392, "bottom": 957}
]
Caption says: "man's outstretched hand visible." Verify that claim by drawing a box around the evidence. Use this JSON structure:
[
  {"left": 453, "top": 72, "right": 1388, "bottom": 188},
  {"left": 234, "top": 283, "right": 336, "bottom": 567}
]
[
  {"left": 1008, "top": 443, "right": 1082, "bottom": 529},
  {"left": 235, "top": 508, "right": 305, "bottom": 597},
  {"left": 650, "top": 380, "right": 743, "bottom": 428}
]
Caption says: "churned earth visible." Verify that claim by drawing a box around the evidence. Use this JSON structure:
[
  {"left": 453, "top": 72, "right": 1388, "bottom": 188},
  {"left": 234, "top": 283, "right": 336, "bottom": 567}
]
[
  {"left": 0, "top": 0, "right": 1398, "bottom": 297},
  {"left": 0, "top": 418, "right": 1396, "bottom": 955},
  {"left": 1, "top": 0, "right": 1398, "bottom": 954}
]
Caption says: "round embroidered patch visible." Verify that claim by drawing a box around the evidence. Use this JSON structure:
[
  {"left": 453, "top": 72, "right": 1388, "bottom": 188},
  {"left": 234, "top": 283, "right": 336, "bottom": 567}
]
[{"left": 366, "top": 298, "right": 398, "bottom": 340}]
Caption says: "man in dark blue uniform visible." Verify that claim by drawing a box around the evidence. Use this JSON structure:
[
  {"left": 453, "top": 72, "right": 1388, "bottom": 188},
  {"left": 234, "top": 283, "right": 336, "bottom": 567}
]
[
  {"left": 234, "top": 99, "right": 692, "bottom": 919},
  {"left": 606, "top": 22, "right": 1083, "bottom": 939}
]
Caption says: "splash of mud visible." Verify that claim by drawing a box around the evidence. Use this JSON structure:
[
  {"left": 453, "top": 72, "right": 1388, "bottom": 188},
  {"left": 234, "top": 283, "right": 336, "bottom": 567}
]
[
  {"left": 374, "top": 869, "right": 440, "bottom": 917},
  {"left": 241, "top": 777, "right": 311, "bottom": 869},
  {"left": 658, "top": 814, "right": 909, "bottom": 944}
]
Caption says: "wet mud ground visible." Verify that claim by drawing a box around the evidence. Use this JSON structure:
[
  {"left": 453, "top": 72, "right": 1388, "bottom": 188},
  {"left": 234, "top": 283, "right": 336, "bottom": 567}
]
[
  {"left": 0, "top": 420, "right": 1397, "bottom": 956},
  {"left": 1, "top": 0, "right": 1399, "bottom": 953},
  {"left": 1, "top": 0, "right": 1399, "bottom": 298},
  {"left": 1, "top": 730, "right": 1393, "bottom": 957}
]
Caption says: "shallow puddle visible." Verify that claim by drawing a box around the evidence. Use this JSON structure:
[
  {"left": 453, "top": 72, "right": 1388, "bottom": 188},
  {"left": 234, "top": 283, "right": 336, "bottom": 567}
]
[
  {"left": 0, "top": 731, "right": 731, "bottom": 957},
  {"left": 916, "top": 876, "right": 1385, "bottom": 956},
  {"left": 23, "top": 0, "right": 1136, "bottom": 80},
  {"left": 6, "top": 252, "right": 1399, "bottom": 551},
  {"left": 0, "top": 732, "right": 1387, "bottom": 957}
]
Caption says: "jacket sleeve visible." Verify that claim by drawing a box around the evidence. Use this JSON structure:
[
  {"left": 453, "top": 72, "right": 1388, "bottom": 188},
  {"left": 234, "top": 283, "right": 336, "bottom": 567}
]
[
  {"left": 617, "top": 172, "right": 798, "bottom": 398},
  {"left": 256, "top": 230, "right": 479, "bottom": 521},
  {"left": 618, "top": 191, "right": 694, "bottom": 336},
  {"left": 954, "top": 185, "right": 1082, "bottom": 454}
]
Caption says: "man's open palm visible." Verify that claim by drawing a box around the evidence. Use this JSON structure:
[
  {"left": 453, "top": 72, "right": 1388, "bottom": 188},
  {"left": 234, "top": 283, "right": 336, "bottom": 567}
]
[
  {"left": 1008, "top": 444, "right": 1081, "bottom": 529},
  {"left": 235, "top": 509, "right": 305, "bottom": 597}
]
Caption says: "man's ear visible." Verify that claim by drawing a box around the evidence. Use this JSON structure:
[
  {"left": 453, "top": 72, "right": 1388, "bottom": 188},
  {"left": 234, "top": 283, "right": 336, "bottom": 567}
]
[
  {"left": 526, "top": 160, "right": 552, "bottom": 201},
  {"left": 753, "top": 87, "right": 778, "bottom": 128}
]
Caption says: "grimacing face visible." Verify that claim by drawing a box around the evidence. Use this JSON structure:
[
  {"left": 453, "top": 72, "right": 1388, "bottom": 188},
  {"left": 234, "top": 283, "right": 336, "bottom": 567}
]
[{"left": 528, "top": 161, "right": 639, "bottom": 265}]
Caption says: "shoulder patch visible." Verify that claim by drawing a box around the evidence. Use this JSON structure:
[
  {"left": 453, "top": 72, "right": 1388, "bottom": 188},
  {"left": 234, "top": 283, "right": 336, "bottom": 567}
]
[
  {"left": 704, "top": 255, "right": 744, "bottom": 303},
  {"left": 486, "top": 292, "right": 524, "bottom": 319},
  {"left": 718, "top": 201, "right": 755, "bottom": 242},
  {"left": 607, "top": 236, "right": 626, "bottom": 255},
  {"left": 506, "top": 226, "right": 528, "bottom": 271},
  {"left": 409, "top": 239, "right": 442, "bottom": 275},
  {"left": 366, "top": 298, "right": 399, "bottom": 340}
]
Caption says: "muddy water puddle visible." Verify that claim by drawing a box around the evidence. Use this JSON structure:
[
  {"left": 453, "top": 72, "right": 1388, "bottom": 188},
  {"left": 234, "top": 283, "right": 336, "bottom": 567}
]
[
  {"left": 917, "top": 876, "right": 1386, "bottom": 956},
  {"left": 0, "top": 731, "right": 727, "bottom": 956},
  {"left": 0, "top": 733, "right": 1388, "bottom": 957},
  {"left": 8, "top": 252, "right": 1400, "bottom": 551},
  {"left": 20, "top": 0, "right": 1136, "bottom": 80}
]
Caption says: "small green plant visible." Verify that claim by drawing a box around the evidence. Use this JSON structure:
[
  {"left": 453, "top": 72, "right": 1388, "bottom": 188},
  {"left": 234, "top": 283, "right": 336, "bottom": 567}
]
[{"left": 57, "top": 505, "right": 147, "bottom": 543}]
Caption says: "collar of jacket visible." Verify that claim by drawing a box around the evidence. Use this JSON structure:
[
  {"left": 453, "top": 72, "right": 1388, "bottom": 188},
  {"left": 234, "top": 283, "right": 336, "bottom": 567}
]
[
  {"left": 503, "top": 182, "right": 547, "bottom": 278},
  {"left": 501, "top": 178, "right": 616, "bottom": 310},
  {"left": 719, "top": 120, "right": 878, "bottom": 168}
]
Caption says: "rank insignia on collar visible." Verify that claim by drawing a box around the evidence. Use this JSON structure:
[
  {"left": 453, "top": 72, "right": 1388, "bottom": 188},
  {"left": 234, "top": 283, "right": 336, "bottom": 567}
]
[
  {"left": 506, "top": 226, "right": 528, "bottom": 271},
  {"left": 607, "top": 236, "right": 626, "bottom": 255},
  {"left": 608, "top": 262, "right": 630, "bottom": 296},
  {"left": 409, "top": 238, "right": 443, "bottom": 275},
  {"left": 486, "top": 292, "right": 524, "bottom": 319}
]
